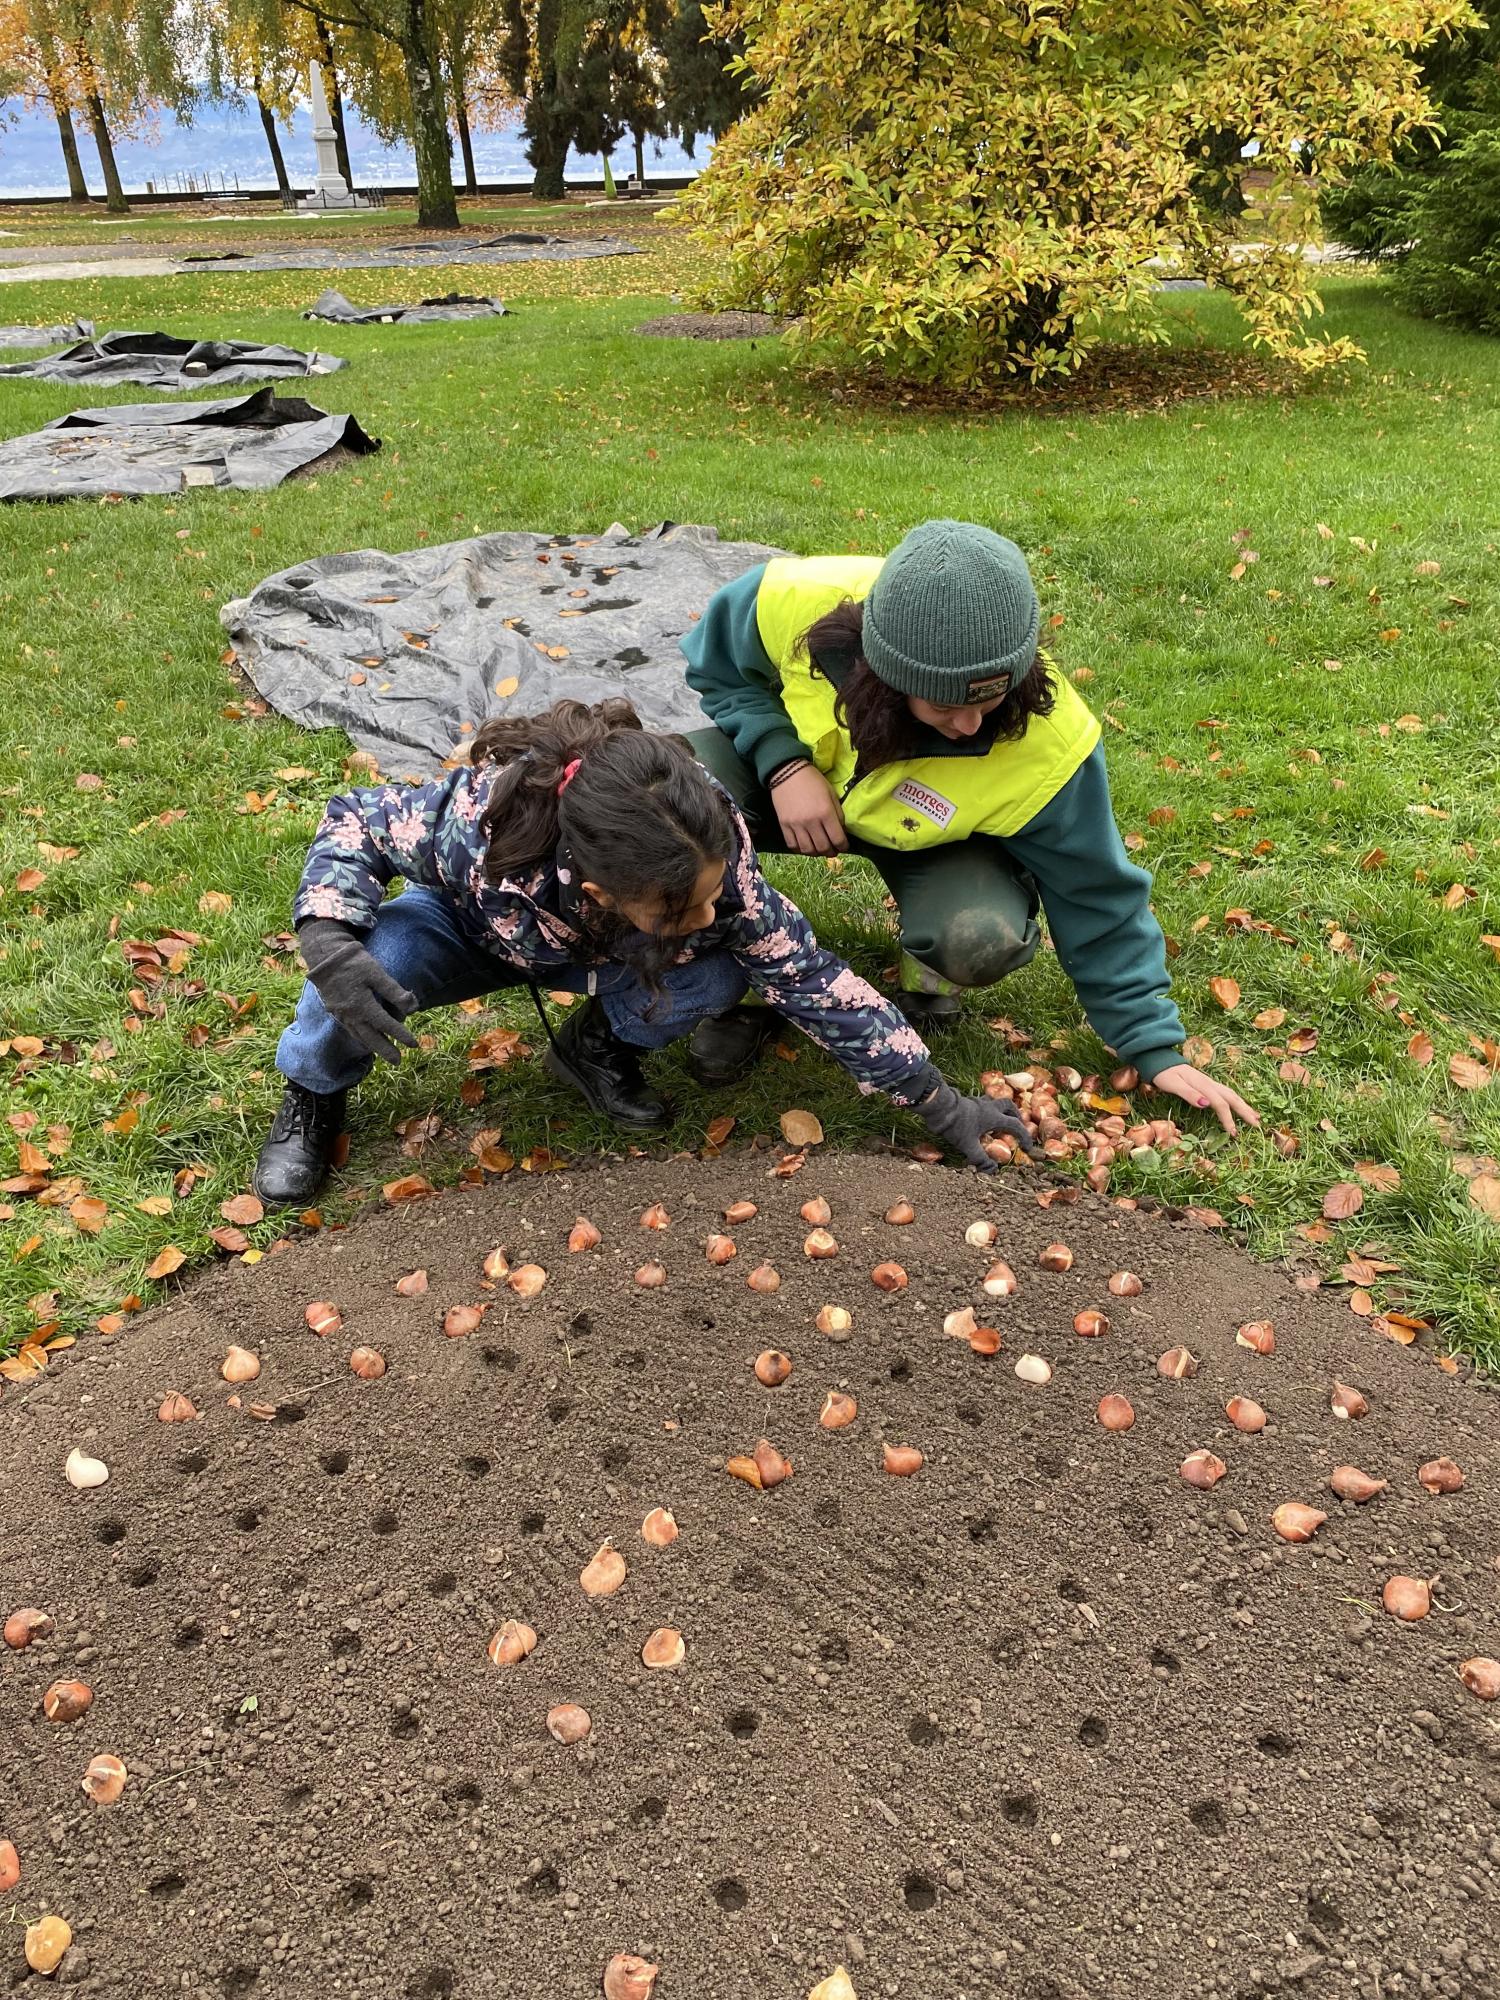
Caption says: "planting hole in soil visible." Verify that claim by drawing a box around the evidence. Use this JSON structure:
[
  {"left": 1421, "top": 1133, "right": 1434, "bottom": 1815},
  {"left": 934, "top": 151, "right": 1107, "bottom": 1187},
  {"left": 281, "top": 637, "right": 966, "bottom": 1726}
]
[{"left": 4, "top": 1153, "right": 1496, "bottom": 1999}]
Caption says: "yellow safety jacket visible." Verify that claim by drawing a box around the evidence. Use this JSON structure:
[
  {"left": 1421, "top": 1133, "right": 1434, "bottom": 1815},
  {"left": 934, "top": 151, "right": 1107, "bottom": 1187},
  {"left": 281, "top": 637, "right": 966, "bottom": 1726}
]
[{"left": 753, "top": 556, "right": 1101, "bottom": 850}]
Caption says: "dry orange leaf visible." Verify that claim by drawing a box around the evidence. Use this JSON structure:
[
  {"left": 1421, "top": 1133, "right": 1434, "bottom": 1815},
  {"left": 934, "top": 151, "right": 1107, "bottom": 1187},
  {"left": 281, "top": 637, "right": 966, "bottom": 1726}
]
[
  {"left": 383, "top": 1174, "right": 436, "bottom": 1203},
  {"left": 1322, "top": 1182, "right": 1364, "bottom": 1221},
  {"left": 144, "top": 1244, "right": 187, "bottom": 1281},
  {"left": 780, "top": 1109, "right": 824, "bottom": 1148},
  {"left": 1208, "top": 975, "right": 1240, "bottom": 1012},
  {"left": 1407, "top": 1031, "right": 1435, "bottom": 1066},
  {"left": 69, "top": 1195, "right": 109, "bottom": 1235},
  {"left": 220, "top": 1193, "right": 264, "bottom": 1226},
  {"left": 1349, "top": 1289, "right": 1374, "bottom": 1316},
  {"left": 1469, "top": 1173, "right": 1500, "bottom": 1223},
  {"left": 1353, "top": 1162, "right": 1400, "bottom": 1194},
  {"left": 103, "top": 1106, "right": 140, "bottom": 1136},
  {"left": 1449, "top": 1054, "right": 1492, "bottom": 1091},
  {"left": 1252, "top": 1006, "right": 1286, "bottom": 1030},
  {"left": 197, "top": 891, "right": 233, "bottom": 916}
]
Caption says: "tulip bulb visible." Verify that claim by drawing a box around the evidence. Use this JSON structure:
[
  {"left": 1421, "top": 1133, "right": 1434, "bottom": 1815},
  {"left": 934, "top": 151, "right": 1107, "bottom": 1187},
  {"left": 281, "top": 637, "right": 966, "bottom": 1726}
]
[
  {"left": 221, "top": 1346, "right": 260, "bottom": 1383},
  {"left": 642, "top": 1627, "right": 685, "bottom": 1670},
  {"left": 481, "top": 1247, "right": 510, "bottom": 1281},
  {"left": 635, "top": 1262, "right": 667, "bottom": 1289},
  {"left": 726, "top": 1455, "right": 764, "bottom": 1490},
  {"left": 508, "top": 1263, "right": 547, "bottom": 1299},
  {"left": 820, "top": 1391, "right": 858, "bottom": 1430},
  {"left": 1107, "top": 1270, "right": 1143, "bottom": 1297},
  {"left": 705, "top": 1233, "right": 737, "bottom": 1264},
  {"left": 800, "top": 1197, "right": 832, "bottom": 1227},
  {"left": 753, "top": 1437, "right": 793, "bottom": 1487},
  {"left": 1038, "top": 1242, "right": 1074, "bottom": 1272},
  {"left": 0, "top": 1841, "right": 17, "bottom": 1893},
  {"left": 444, "top": 1304, "right": 484, "bottom": 1338},
  {"left": 1383, "top": 1574, "right": 1430, "bottom": 1621},
  {"left": 1330, "top": 1380, "right": 1369, "bottom": 1420},
  {"left": 1015, "top": 1353, "right": 1052, "bottom": 1385},
  {"left": 42, "top": 1680, "right": 93, "bottom": 1723},
  {"left": 5, "top": 1608, "right": 54, "bottom": 1650},
  {"left": 81, "top": 1753, "right": 127, "bottom": 1805},
  {"left": 965, "top": 1219, "right": 998, "bottom": 1249},
  {"left": 1328, "top": 1465, "right": 1386, "bottom": 1504},
  {"left": 883, "top": 1443, "right": 924, "bottom": 1476},
  {"left": 808, "top": 1972, "right": 858, "bottom": 2000},
  {"left": 968, "top": 1324, "right": 1002, "bottom": 1355},
  {"left": 546, "top": 1703, "right": 592, "bottom": 1744},
  {"left": 24, "top": 1917, "right": 71, "bottom": 1978},
  {"left": 816, "top": 1304, "right": 852, "bottom": 1338},
  {"left": 943, "top": 1306, "right": 978, "bottom": 1341},
  {"left": 1225, "top": 1397, "right": 1266, "bottom": 1434},
  {"left": 1157, "top": 1346, "right": 1197, "bottom": 1380},
  {"left": 395, "top": 1268, "right": 429, "bottom": 1297},
  {"left": 580, "top": 1545, "right": 627, "bottom": 1598},
  {"left": 804, "top": 1228, "right": 840, "bottom": 1259},
  {"left": 871, "top": 1261, "right": 908, "bottom": 1292},
  {"left": 746, "top": 1262, "right": 781, "bottom": 1294},
  {"left": 1073, "top": 1310, "right": 1110, "bottom": 1339},
  {"left": 1236, "top": 1321, "right": 1276, "bottom": 1356},
  {"left": 487, "top": 1620, "right": 537, "bottom": 1666},
  {"left": 884, "top": 1201, "right": 915, "bottom": 1226},
  {"left": 1418, "top": 1456, "right": 1464, "bottom": 1495},
  {"left": 157, "top": 1393, "right": 197, "bottom": 1424},
  {"left": 1272, "top": 1502, "right": 1327, "bottom": 1542},
  {"left": 640, "top": 1203, "right": 671, "bottom": 1231},
  {"left": 754, "top": 1350, "right": 792, "bottom": 1388},
  {"left": 723, "top": 1200, "right": 758, "bottom": 1223},
  {"left": 982, "top": 1260, "right": 1018, "bottom": 1298},
  {"left": 640, "top": 1508, "right": 678, "bottom": 1547},
  {"left": 1097, "top": 1394, "right": 1135, "bottom": 1432},
  {"left": 1180, "top": 1450, "right": 1227, "bottom": 1489},
  {"left": 305, "top": 1300, "right": 343, "bottom": 1336},
  {"left": 349, "top": 1346, "right": 386, "bottom": 1380},
  {"left": 604, "top": 1954, "right": 659, "bottom": 2000},
  {"left": 1458, "top": 1657, "right": 1500, "bottom": 1701},
  {"left": 568, "top": 1218, "right": 602, "bottom": 1252},
  {"left": 64, "top": 1448, "right": 108, "bottom": 1490}
]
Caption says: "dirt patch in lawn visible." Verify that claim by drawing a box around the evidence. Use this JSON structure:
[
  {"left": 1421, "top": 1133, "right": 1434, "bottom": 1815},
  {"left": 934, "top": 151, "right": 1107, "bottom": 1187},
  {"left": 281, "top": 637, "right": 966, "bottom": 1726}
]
[
  {"left": 4, "top": 1153, "right": 1499, "bottom": 2000},
  {"left": 635, "top": 311, "right": 791, "bottom": 340}
]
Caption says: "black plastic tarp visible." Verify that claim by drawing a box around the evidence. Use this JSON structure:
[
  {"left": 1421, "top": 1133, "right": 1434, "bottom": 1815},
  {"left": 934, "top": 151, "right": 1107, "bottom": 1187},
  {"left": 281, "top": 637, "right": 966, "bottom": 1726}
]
[
  {"left": 0, "top": 319, "right": 94, "bottom": 350},
  {"left": 0, "top": 389, "right": 380, "bottom": 502},
  {"left": 177, "top": 233, "right": 639, "bottom": 276},
  {"left": 220, "top": 523, "right": 782, "bottom": 778},
  {"left": 303, "top": 289, "right": 506, "bottom": 325},
  {"left": 0, "top": 330, "right": 344, "bottom": 391}
]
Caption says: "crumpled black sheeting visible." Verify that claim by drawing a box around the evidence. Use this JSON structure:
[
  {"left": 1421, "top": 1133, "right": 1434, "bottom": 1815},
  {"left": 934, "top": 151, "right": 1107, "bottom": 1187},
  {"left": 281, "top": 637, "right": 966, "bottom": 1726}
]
[
  {"left": 0, "top": 388, "right": 380, "bottom": 501},
  {"left": 303, "top": 289, "right": 505, "bottom": 325},
  {"left": 0, "top": 330, "right": 344, "bottom": 391},
  {"left": 0, "top": 319, "right": 95, "bottom": 350},
  {"left": 220, "top": 522, "right": 782, "bottom": 777}
]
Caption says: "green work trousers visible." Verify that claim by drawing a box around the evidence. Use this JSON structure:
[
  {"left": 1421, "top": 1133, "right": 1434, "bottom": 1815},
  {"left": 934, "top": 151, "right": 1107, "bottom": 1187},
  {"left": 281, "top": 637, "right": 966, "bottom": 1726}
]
[{"left": 688, "top": 728, "right": 1040, "bottom": 995}]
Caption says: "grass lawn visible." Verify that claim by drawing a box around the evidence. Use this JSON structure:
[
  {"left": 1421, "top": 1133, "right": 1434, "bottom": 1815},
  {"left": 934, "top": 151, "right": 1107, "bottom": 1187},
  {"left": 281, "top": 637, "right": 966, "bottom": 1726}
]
[{"left": 1, "top": 238, "right": 1497, "bottom": 1369}]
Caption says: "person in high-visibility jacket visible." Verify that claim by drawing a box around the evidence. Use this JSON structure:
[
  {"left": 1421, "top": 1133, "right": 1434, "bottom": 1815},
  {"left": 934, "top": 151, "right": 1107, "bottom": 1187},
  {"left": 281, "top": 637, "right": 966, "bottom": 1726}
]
[{"left": 681, "top": 518, "right": 1258, "bottom": 1134}]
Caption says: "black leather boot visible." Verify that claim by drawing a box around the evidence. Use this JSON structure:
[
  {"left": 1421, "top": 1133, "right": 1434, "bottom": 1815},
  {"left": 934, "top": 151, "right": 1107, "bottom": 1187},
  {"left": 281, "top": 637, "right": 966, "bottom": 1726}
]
[
  {"left": 543, "top": 997, "right": 670, "bottom": 1129},
  {"left": 895, "top": 989, "right": 963, "bottom": 1030},
  {"left": 687, "top": 1006, "right": 782, "bottom": 1087},
  {"left": 252, "top": 1081, "right": 348, "bottom": 1205}
]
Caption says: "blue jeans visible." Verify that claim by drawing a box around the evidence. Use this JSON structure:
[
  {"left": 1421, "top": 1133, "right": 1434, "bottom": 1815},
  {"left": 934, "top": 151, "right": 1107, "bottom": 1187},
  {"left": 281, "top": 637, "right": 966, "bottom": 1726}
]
[{"left": 276, "top": 887, "right": 750, "bottom": 1095}]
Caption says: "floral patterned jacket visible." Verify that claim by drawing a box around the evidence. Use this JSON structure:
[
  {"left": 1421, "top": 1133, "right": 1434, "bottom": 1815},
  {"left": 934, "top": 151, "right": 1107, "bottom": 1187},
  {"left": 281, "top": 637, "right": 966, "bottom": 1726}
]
[{"left": 294, "top": 763, "right": 936, "bottom": 1106}]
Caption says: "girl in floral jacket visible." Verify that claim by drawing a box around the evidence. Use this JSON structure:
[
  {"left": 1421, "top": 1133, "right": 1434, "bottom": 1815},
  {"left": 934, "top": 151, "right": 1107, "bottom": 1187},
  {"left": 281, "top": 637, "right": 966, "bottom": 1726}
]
[{"left": 253, "top": 698, "right": 1033, "bottom": 1203}]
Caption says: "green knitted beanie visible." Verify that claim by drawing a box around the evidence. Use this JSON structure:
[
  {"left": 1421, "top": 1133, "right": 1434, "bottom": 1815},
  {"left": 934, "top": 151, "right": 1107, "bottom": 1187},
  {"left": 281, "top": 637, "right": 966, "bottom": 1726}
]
[{"left": 862, "top": 519, "right": 1041, "bottom": 706}]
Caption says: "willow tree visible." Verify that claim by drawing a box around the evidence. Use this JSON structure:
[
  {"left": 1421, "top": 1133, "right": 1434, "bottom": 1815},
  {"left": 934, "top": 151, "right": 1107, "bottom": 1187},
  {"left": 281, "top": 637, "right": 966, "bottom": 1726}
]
[{"left": 682, "top": 0, "right": 1479, "bottom": 385}]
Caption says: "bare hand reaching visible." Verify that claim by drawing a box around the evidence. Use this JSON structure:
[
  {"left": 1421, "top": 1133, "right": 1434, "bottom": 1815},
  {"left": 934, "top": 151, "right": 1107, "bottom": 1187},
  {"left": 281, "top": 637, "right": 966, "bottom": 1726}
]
[
  {"left": 772, "top": 764, "right": 848, "bottom": 855},
  {"left": 1152, "top": 1062, "right": 1261, "bottom": 1136}
]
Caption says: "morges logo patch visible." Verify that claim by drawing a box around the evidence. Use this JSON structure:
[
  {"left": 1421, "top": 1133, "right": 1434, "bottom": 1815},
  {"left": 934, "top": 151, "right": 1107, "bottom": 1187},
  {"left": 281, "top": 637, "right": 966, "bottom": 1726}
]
[{"left": 891, "top": 779, "right": 957, "bottom": 830}]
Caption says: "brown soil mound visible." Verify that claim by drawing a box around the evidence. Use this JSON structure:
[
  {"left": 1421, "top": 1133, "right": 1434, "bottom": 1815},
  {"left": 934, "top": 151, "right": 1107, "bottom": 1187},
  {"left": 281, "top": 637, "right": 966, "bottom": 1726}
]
[
  {"left": 635, "top": 311, "right": 790, "bottom": 340},
  {"left": 4, "top": 1155, "right": 1498, "bottom": 2000}
]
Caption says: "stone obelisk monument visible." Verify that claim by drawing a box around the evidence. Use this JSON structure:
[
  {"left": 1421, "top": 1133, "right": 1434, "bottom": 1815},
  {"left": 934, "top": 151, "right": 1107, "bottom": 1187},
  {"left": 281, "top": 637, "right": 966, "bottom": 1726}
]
[{"left": 298, "top": 64, "right": 373, "bottom": 211}]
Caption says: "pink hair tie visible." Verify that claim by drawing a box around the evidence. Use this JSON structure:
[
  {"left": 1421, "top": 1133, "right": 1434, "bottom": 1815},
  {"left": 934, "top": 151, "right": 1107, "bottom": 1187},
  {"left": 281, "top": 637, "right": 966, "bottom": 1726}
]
[{"left": 557, "top": 758, "right": 582, "bottom": 796}]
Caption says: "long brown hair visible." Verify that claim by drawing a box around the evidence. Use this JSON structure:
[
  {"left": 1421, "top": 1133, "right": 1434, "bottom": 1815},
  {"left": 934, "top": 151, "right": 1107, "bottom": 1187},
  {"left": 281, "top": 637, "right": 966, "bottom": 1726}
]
[
  {"left": 803, "top": 600, "right": 1056, "bottom": 779},
  {"left": 469, "top": 697, "right": 734, "bottom": 974}
]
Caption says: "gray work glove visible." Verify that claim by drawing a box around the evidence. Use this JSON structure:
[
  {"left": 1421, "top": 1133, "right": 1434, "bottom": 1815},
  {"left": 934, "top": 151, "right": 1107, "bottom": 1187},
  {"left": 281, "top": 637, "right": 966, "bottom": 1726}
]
[
  {"left": 916, "top": 1077, "right": 1038, "bottom": 1171},
  {"left": 298, "top": 919, "right": 419, "bottom": 1064}
]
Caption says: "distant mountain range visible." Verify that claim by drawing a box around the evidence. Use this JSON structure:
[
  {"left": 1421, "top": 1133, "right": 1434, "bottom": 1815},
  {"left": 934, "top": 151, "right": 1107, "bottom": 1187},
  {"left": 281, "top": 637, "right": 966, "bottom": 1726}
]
[{"left": 0, "top": 96, "right": 709, "bottom": 198}]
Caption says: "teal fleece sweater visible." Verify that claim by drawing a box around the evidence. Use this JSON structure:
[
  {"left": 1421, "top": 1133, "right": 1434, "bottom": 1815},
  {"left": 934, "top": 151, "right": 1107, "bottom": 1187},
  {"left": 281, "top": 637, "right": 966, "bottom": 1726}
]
[{"left": 681, "top": 563, "right": 1185, "bottom": 1082}]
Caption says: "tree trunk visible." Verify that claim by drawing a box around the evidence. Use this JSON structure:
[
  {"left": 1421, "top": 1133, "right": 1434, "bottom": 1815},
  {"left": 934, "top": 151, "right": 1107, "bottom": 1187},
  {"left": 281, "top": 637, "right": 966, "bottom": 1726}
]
[
  {"left": 52, "top": 92, "right": 91, "bottom": 202},
  {"left": 84, "top": 91, "right": 128, "bottom": 213},
  {"left": 452, "top": 72, "right": 477, "bottom": 196},
  {"left": 315, "top": 19, "right": 355, "bottom": 187},
  {"left": 254, "top": 87, "right": 293, "bottom": 199},
  {"left": 526, "top": 94, "right": 571, "bottom": 202},
  {"left": 402, "top": 3, "right": 460, "bottom": 229},
  {"left": 634, "top": 128, "right": 645, "bottom": 184}
]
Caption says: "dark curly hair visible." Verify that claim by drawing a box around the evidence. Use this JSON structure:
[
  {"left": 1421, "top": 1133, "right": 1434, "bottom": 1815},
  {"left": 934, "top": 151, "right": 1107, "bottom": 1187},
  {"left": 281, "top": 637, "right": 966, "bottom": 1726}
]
[{"left": 802, "top": 599, "right": 1056, "bottom": 780}]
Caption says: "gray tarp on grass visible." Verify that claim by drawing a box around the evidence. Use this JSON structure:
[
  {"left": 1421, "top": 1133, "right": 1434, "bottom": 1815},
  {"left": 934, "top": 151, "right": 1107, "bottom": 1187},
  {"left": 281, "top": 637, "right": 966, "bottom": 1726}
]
[
  {"left": 0, "top": 319, "right": 94, "bottom": 349},
  {"left": 180, "top": 233, "right": 639, "bottom": 276},
  {"left": 304, "top": 289, "right": 506, "bottom": 325},
  {"left": 0, "top": 330, "right": 344, "bottom": 391},
  {"left": 0, "top": 389, "right": 379, "bottom": 502},
  {"left": 221, "top": 523, "right": 781, "bottom": 778}
]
